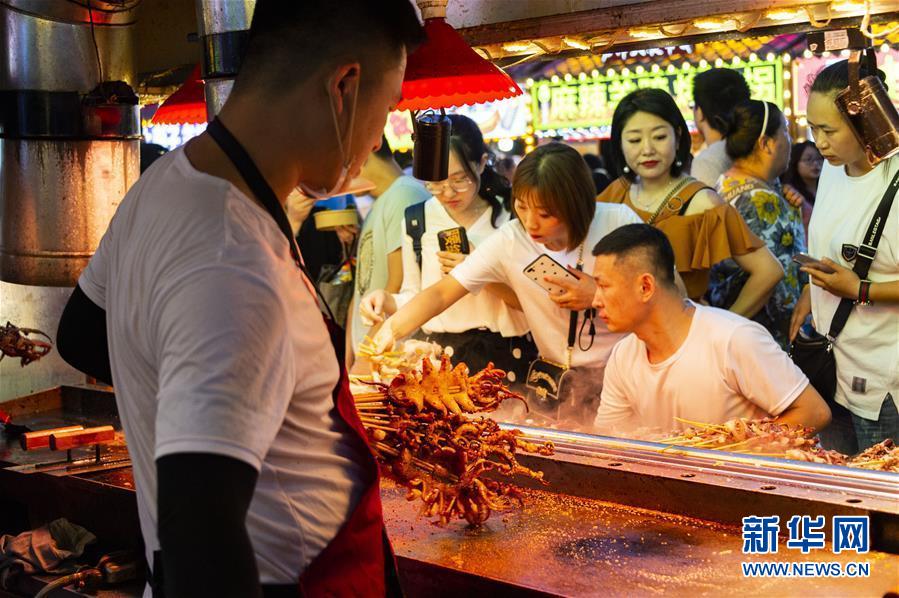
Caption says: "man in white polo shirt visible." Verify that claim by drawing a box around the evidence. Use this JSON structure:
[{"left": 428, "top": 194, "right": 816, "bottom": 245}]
[{"left": 591, "top": 223, "right": 831, "bottom": 434}]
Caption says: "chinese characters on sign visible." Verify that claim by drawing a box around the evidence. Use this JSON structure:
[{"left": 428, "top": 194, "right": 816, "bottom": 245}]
[
  {"left": 741, "top": 514, "right": 870, "bottom": 555},
  {"left": 531, "top": 60, "right": 784, "bottom": 134}
]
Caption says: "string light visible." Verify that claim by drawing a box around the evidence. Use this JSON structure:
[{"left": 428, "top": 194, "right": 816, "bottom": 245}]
[
  {"left": 651, "top": 64, "right": 660, "bottom": 73},
  {"left": 782, "top": 54, "right": 791, "bottom": 63},
  {"left": 766, "top": 8, "right": 804, "bottom": 21},
  {"left": 635, "top": 65, "right": 645, "bottom": 74},
  {"left": 525, "top": 78, "right": 535, "bottom": 87},
  {"left": 830, "top": 0, "right": 865, "bottom": 12},
  {"left": 693, "top": 17, "right": 733, "bottom": 30},
  {"left": 783, "top": 107, "right": 793, "bottom": 117},
  {"left": 502, "top": 42, "right": 533, "bottom": 53},
  {"left": 629, "top": 27, "right": 658, "bottom": 39},
  {"left": 606, "top": 68, "right": 615, "bottom": 77},
  {"left": 551, "top": 75, "right": 559, "bottom": 84},
  {"left": 564, "top": 73, "right": 573, "bottom": 82},
  {"left": 562, "top": 37, "right": 591, "bottom": 50},
  {"left": 699, "top": 59, "right": 708, "bottom": 68},
  {"left": 714, "top": 57, "right": 724, "bottom": 67},
  {"left": 766, "top": 52, "right": 775, "bottom": 62},
  {"left": 749, "top": 53, "right": 759, "bottom": 62},
  {"left": 591, "top": 69, "right": 599, "bottom": 77},
  {"left": 578, "top": 72, "right": 587, "bottom": 81},
  {"left": 784, "top": 89, "right": 792, "bottom": 100},
  {"left": 783, "top": 70, "right": 791, "bottom": 80},
  {"left": 882, "top": 43, "right": 892, "bottom": 53}
]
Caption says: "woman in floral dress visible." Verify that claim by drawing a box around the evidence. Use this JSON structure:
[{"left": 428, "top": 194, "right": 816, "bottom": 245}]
[{"left": 708, "top": 100, "right": 806, "bottom": 348}]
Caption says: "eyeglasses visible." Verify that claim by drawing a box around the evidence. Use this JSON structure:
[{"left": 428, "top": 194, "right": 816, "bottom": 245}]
[
  {"left": 424, "top": 175, "right": 474, "bottom": 195},
  {"left": 800, "top": 156, "right": 824, "bottom": 165}
]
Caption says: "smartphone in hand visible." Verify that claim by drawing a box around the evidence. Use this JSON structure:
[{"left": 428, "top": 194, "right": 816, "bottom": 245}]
[
  {"left": 437, "top": 227, "right": 470, "bottom": 254},
  {"left": 523, "top": 254, "right": 577, "bottom": 296},
  {"left": 792, "top": 253, "right": 837, "bottom": 274}
]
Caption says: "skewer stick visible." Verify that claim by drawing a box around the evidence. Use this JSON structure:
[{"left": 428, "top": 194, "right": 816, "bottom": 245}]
[
  {"left": 675, "top": 417, "right": 728, "bottom": 431},
  {"left": 714, "top": 438, "right": 760, "bottom": 452}
]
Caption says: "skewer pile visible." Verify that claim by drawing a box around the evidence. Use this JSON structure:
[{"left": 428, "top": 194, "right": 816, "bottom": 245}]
[
  {"left": 354, "top": 354, "right": 554, "bottom": 526},
  {"left": 849, "top": 438, "right": 898, "bottom": 472},
  {"left": 661, "top": 417, "right": 898, "bottom": 471}
]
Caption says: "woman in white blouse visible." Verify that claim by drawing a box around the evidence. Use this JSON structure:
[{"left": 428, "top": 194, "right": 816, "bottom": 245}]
[{"left": 361, "top": 115, "right": 537, "bottom": 382}]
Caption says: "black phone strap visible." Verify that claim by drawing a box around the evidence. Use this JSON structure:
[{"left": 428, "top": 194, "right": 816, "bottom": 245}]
[
  {"left": 824, "top": 167, "right": 899, "bottom": 344},
  {"left": 205, "top": 117, "right": 337, "bottom": 322}
]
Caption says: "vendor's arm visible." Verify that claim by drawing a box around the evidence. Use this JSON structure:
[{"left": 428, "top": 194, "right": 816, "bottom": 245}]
[
  {"left": 152, "top": 260, "right": 298, "bottom": 596},
  {"left": 803, "top": 258, "right": 899, "bottom": 305},
  {"left": 157, "top": 453, "right": 261, "bottom": 598},
  {"left": 729, "top": 245, "right": 783, "bottom": 318},
  {"left": 57, "top": 284, "right": 113, "bottom": 385},
  {"left": 774, "top": 384, "right": 831, "bottom": 431},
  {"left": 58, "top": 226, "right": 114, "bottom": 385}
]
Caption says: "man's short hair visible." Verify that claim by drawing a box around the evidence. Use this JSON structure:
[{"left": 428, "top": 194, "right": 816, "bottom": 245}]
[
  {"left": 692, "top": 68, "right": 751, "bottom": 135},
  {"left": 592, "top": 224, "right": 676, "bottom": 287},
  {"left": 233, "top": 0, "right": 425, "bottom": 95}
]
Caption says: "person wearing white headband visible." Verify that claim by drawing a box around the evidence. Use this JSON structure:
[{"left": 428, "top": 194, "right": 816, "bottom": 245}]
[{"left": 708, "top": 99, "right": 806, "bottom": 350}]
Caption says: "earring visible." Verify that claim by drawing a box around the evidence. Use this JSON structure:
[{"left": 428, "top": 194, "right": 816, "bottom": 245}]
[
  {"left": 622, "top": 165, "right": 630, "bottom": 174},
  {"left": 675, "top": 159, "right": 683, "bottom": 167}
]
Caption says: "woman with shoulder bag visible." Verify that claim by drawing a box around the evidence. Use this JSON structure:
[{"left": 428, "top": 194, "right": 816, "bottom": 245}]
[
  {"left": 597, "top": 88, "right": 784, "bottom": 315},
  {"left": 789, "top": 57, "right": 899, "bottom": 454},
  {"left": 366, "top": 143, "right": 643, "bottom": 428},
  {"left": 360, "top": 115, "right": 537, "bottom": 384}
]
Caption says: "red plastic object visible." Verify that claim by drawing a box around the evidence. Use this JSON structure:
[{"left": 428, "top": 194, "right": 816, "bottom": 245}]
[
  {"left": 398, "top": 17, "right": 522, "bottom": 111},
  {"left": 151, "top": 64, "right": 208, "bottom": 125}
]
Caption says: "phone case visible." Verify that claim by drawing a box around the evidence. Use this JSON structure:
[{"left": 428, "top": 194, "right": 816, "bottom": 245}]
[
  {"left": 792, "top": 253, "right": 836, "bottom": 273},
  {"left": 522, "top": 254, "right": 577, "bottom": 296},
  {"left": 437, "top": 227, "right": 470, "bottom": 254}
]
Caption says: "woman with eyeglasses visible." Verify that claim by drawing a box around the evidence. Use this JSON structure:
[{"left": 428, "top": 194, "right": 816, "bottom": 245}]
[
  {"left": 707, "top": 100, "right": 807, "bottom": 350},
  {"left": 597, "top": 88, "right": 783, "bottom": 318},
  {"left": 783, "top": 141, "right": 823, "bottom": 233},
  {"left": 359, "top": 115, "right": 537, "bottom": 381}
]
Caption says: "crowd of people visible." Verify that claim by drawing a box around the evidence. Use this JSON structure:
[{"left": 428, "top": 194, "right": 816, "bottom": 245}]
[
  {"left": 51, "top": 2, "right": 896, "bottom": 592},
  {"left": 313, "top": 65, "right": 896, "bottom": 452}
]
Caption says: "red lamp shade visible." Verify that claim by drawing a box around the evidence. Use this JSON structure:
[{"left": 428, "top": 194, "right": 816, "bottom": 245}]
[
  {"left": 397, "top": 17, "right": 522, "bottom": 111},
  {"left": 150, "top": 64, "right": 207, "bottom": 125}
]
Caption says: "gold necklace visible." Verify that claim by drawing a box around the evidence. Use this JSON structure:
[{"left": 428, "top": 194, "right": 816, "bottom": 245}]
[{"left": 632, "top": 176, "right": 682, "bottom": 211}]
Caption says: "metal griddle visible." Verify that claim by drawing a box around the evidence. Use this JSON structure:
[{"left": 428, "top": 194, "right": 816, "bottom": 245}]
[{"left": 2, "top": 387, "right": 898, "bottom": 597}]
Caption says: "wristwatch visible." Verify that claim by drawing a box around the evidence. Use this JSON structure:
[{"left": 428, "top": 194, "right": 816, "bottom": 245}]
[{"left": 855, "top": 279, "right": 873, "bottom": 305}]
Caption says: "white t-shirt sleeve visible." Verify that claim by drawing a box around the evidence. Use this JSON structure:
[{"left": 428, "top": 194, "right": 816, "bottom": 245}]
[
  {"left": 724, "top": 322, "right": 810, "bottom": 417},
  {"left": 152, "top": 259, "right": 295, "bottom": 471},
  {"left": 78, "top": 218, "right": 115, "bottom": 308},
  {"left": 618, "top": 204, "right": 644, "bottom": 226},
  {"left": 594, "top": 343, "right": 635, "bottom": 430},
  {"left": 449, "top": 228, "right": 508, "bottom": 294}
]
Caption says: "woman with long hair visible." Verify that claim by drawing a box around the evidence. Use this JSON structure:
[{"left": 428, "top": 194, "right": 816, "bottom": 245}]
[
  {"left": 707, "top": 100, "right": 807, "bottom": 349},
  {"left": 360, "top": 115, "right": 536, "bottom": 381},
  {"left": 597, "top": 88, "right": 783, "bottom": 317}
]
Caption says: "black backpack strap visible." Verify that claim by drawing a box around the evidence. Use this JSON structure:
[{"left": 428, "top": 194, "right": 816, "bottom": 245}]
[
  {"left": 826, "top": 167, "right": 899, "bottom": 342},
  {"left": 676, "top": 181, "right": 712, "bottom": 215},
  {"left": 404, "top": 202, "right": 426, "bottom": 271}
]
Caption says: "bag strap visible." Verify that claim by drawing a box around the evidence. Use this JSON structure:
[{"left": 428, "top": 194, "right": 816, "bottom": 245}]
[
  {"left": 564, "top": 243, "right": 587, "bottom": 368},
  {"left": 825, "top": 166, "right": 899, "bottom": 341},
  {"left": 205, "top": 117, "right": 336, "bottom": 322},
  {"left": 404, "top": 202, "right": 426, "bottom": 271}
]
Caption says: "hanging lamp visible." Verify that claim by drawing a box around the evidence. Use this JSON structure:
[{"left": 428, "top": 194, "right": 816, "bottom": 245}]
[
  {"left": 150, "top": 64, "right": 207, "bottom": 125},
  {"left": 400, "top": 0, "right": 522, "bottom": 180},
  {"left": 397, "top": 0, "right": 522, "bottom": 111}
]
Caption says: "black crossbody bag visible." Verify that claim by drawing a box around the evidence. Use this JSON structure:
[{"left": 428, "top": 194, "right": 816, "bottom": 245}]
[{"left": 790, "top": 168, "right": 899, "bottom": 401}]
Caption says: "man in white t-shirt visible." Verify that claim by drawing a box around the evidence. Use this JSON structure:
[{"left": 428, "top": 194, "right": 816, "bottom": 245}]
[
  {"left": 56, "top": 2, "right": 424, "bottom": 596},
  {"left": 591, "top": 223, "right": 831, "bottom": 434}
]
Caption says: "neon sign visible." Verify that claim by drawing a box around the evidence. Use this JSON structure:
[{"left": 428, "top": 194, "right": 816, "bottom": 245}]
[{"left": 530, "top": 59, "right": 783, "bottom": 134}]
